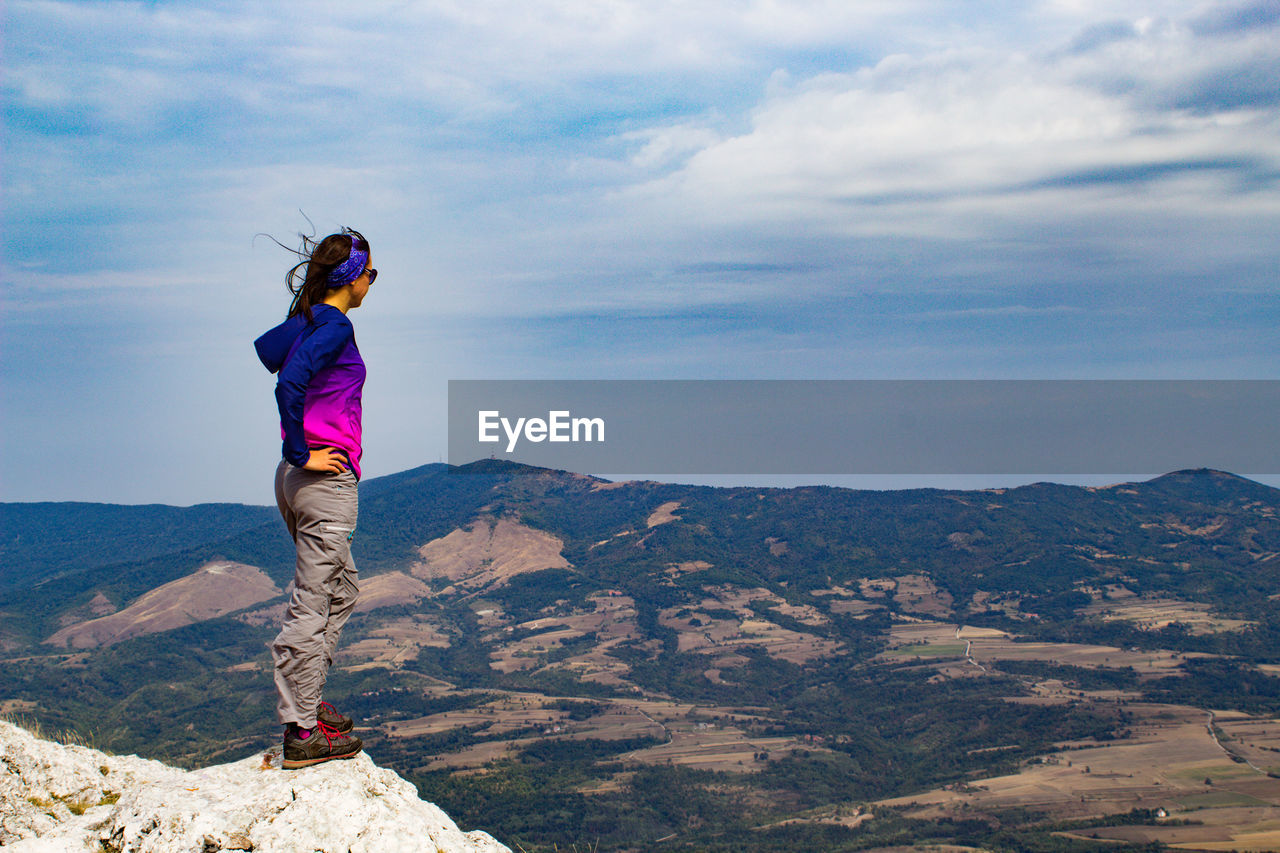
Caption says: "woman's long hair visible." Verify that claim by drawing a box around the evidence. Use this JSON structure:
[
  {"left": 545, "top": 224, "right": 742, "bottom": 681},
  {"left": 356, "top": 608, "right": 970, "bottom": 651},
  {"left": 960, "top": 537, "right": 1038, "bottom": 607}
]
[{"left": 281, "top": 228, "right": 370, "bottom": 321}]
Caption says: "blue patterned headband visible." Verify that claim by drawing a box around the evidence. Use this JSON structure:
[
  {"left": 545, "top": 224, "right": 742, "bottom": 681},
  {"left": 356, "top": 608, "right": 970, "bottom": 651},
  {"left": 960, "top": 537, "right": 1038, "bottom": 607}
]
[{"left": 326, "top": 239, "right": 369, "bottom": 288}]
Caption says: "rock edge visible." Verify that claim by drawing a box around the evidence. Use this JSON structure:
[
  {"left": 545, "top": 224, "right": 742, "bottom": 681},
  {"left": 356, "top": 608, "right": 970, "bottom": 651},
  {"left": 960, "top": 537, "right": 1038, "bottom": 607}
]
[{"left": 0, "top": 720, "right": 509, "bottom": 853}]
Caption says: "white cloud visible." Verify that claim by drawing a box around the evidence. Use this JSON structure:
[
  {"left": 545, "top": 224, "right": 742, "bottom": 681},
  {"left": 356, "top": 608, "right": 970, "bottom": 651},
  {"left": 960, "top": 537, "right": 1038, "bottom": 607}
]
[
  {"left": 622, "top": 11, "right": 1280, "bottom": 239},
  {"left": 622, "top": 122, "right": 725, "bottom": 169},
  {"left": 5, "top": 0, "right": 990, "bottom": 133}
]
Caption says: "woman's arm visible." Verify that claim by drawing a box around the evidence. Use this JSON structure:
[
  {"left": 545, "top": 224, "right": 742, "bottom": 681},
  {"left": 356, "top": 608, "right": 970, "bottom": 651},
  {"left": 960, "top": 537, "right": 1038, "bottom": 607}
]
[{"left": 275, "top": 310, "right": 355, "bottom": 469}]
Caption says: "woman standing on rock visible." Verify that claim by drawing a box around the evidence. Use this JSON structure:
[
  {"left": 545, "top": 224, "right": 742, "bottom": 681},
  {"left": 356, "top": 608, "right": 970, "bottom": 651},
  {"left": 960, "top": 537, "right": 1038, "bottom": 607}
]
[{"left": 253, "top": 228, "right": 374, "bottom": 768}]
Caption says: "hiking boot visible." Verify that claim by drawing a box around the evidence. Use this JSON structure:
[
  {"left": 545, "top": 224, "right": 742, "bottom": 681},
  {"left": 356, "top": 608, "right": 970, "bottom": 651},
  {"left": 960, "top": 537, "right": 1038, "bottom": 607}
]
[
  {"left": 318, "top": 701, "right": 354, "bottom": 734},
  {"left": 282, "top": 721, "right": 362, "bottom": 769}
]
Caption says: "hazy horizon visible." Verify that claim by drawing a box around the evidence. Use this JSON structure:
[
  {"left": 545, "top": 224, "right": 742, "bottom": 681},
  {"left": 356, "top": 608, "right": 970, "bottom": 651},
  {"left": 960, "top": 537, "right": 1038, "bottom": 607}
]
[{"left": 6, "top": 461, "right": 1279, "bottom": 509}]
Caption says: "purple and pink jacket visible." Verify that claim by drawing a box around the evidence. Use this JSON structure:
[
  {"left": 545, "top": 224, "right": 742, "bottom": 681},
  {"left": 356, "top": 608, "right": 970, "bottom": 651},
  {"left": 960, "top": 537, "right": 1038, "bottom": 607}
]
[{"left": 254, "top": 304, "right": 366, "bottom": 478}]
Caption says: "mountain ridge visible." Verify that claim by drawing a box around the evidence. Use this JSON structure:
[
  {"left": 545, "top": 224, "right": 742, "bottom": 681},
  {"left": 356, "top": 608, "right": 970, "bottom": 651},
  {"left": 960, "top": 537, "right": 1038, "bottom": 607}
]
[{"left": 5, "top": 464, "right": 1279, "bottom": 649}]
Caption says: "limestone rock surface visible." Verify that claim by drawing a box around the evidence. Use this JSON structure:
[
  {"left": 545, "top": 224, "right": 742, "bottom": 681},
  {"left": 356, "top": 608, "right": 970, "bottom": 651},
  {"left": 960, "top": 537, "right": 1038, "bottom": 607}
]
[{"left": 0, "top": 721, "right": 509, "bottom": 853}]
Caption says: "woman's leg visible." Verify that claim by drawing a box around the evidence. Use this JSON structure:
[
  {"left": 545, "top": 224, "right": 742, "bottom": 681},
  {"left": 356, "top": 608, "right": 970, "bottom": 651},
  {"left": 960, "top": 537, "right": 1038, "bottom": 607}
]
[
  {"left": 317, "top": 474, "right": 359, "bottom": 699},
  {"left": 318, "top": 554, "right": 360, "bottom": 697},
  {"left": 271, "top": 465, "right": 358, "bottom": 729}
]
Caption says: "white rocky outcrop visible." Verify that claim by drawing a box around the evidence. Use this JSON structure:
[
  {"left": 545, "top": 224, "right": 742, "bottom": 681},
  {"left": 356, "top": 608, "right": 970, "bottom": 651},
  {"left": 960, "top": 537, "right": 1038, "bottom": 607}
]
[{"left": 0, "top": 721, "right": 509, "bottom": 852}]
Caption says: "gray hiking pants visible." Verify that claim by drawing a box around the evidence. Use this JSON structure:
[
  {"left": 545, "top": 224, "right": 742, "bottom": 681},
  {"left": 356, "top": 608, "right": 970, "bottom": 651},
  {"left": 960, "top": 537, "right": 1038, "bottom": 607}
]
[{"left": 272, "top": 460, "right": 360, "bottom": 729}]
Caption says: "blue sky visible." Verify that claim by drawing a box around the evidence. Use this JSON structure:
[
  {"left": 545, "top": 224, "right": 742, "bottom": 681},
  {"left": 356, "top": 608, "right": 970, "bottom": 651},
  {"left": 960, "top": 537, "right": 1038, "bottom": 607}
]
[{"left": 3, "top": 0, "right": 1279, "bottom": 504}]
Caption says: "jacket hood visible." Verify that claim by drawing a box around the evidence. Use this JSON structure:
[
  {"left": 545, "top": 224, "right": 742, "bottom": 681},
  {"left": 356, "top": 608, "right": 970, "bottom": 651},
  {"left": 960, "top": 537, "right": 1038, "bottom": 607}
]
[
  {"left": 254, "top": 305, "right": 350, "bottom": 374},
  {"left": 254, "top": 314, "right": 311, "bottom": 374}
]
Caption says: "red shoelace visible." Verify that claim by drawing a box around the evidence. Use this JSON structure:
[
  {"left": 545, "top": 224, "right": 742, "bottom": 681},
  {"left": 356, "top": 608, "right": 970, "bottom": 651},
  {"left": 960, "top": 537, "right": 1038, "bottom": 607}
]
[{"left": 314, "top": 719, "right": 344, "bottom": 747}]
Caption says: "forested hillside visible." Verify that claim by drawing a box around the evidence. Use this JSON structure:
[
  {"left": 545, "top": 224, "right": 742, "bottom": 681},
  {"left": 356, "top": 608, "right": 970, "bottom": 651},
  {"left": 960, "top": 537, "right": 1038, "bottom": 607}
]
[{"left": 4, "top": 463, "right": 1280, "bottom": 850}]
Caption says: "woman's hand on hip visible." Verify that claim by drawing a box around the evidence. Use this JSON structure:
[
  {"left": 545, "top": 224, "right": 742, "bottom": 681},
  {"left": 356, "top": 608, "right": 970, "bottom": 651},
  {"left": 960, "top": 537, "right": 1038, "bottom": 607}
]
[{"left": 303, "top": 447, "right": 348, "bottom": 473}]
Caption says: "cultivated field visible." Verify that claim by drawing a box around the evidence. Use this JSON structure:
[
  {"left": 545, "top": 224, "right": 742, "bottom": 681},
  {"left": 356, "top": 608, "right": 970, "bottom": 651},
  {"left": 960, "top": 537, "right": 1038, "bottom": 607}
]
[
  {"left": 339, "top": 615, "right": 451, "bottom": 671},
  {"left": 1082, "top": 596, "right": 1255, "bottom": 635},
  {"left": 384, "top": 690, "right": 816, "bottom": 775},
  {"left": 336, "top": 553, "right": 1280, "bottom": 847},
  {"left": 877, "top": 702, "right": 1280, "bottom": 849}
]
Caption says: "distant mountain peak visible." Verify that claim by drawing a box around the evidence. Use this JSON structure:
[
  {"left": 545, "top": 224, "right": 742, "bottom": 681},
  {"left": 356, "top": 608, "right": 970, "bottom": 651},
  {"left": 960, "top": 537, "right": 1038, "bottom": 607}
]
[
  {"left": 451, "top": 458, "right": 580, "bottom": 478},
  {"left": 1140, "top": 468, "right": 1278, "bottom": 502},
  {"left": 1149, "top": 468, "right": 1255, "bottom": 484}
]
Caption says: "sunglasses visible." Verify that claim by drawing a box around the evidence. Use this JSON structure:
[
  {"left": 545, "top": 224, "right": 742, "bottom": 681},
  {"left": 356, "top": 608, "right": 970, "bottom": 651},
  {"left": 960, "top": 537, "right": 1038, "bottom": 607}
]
[{"left": 364, "top": 268, "right": 378, "bottom": 284}]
